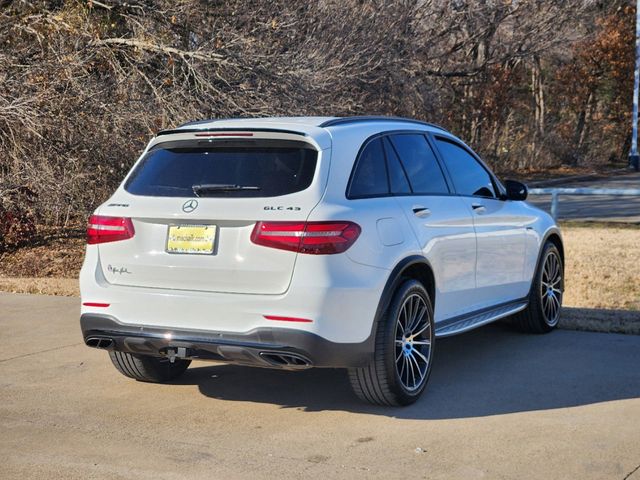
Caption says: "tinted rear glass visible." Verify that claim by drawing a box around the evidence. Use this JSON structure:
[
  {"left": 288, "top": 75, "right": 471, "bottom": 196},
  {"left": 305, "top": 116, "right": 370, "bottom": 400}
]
[
  {"left": 382, "top": 137, "right": 412, "bottom": 195},
  {"left": 348, "top": 138, "right": 389, "bottom": 197},
  {"left": 125, "top": 140, "right": 318, "bottom": 197}
]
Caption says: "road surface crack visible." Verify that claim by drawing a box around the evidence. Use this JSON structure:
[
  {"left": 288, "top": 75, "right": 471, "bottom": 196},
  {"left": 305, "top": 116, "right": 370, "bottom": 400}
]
[
  {"left": 0, "top": 342, "right": 82, "bottom": 363},
  {"left": 623, "top": 463, "right": 640, "bottom": 480}
]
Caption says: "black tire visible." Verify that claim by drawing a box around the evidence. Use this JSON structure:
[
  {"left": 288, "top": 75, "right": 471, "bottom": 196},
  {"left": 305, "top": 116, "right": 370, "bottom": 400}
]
[
  {"left": 512, "top": 241, "right": 564, "bottom": 333},
  {"left": 348, "top": 279, "right": 435, "bottom": 406},
  {"left": 109, "top": 351, "right": 191, "bottom": 383}
]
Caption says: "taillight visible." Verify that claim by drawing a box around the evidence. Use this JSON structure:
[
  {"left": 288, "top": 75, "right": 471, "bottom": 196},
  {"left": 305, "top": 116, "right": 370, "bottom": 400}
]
[
  {"left": 87, "top": 215, "right": 135, "bottom": 245},
  {"left": 251, "top": 221, "right": 361, "bottom": 254}
]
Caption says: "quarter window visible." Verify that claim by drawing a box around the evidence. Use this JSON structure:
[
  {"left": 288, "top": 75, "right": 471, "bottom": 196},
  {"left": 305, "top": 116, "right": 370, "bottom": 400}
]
[
  {"left": 382, "top": 138, "right": 411, "bottom": 194},
  {"left": 348, "top": 138, "right": 388, "bottom": 197},
  {"left": 435, "top": 138, "right": 496, "bottom": 198},
  {"left": 388, "top": 134, "right": 449, "bottom": 195}
]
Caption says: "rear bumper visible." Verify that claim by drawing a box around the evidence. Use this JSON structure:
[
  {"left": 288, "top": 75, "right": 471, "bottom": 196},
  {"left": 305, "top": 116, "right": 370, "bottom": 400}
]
[
  {"left": 80, "top": 245, "right": 386, "bottom": 344},
  {"left": 81, "top": 314, "right": 374, "bottom": 369}
]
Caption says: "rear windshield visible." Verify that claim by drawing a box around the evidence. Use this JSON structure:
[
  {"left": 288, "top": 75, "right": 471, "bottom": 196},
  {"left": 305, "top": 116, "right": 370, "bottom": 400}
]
[{"left": 124, "top": 139, "right": 318, "bottom": 198}]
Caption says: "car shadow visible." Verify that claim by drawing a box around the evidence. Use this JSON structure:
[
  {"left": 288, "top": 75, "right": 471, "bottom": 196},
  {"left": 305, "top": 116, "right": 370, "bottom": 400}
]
[{"left": 174, "top": 319, "right": 640, "bottom": 419}]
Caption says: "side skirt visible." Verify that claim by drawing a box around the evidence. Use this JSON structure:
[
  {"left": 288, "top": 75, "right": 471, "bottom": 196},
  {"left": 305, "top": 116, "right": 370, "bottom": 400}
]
[{"left": 434, "top": 298, "right": 528, "bottom": 338}]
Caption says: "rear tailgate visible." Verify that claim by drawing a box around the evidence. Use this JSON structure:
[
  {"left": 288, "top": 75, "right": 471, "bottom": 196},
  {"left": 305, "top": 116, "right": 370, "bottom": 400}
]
[{"left": 96, "top": 131, "right": 330, "bottom": 295}]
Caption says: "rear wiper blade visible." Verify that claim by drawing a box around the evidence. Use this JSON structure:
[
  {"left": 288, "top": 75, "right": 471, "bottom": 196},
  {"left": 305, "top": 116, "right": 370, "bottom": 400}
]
[{"left": 192, "top": 184, "right": 261, "bottom": 196}]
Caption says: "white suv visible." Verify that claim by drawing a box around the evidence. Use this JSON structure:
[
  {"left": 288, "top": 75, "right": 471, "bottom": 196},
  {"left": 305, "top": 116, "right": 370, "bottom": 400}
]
[{"left": 80, "top": 116, "right": 564, "bottom": 406}]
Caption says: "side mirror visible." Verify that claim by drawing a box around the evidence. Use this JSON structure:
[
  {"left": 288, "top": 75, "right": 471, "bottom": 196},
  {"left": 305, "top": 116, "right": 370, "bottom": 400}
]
[{"left": 504, "top": 180, "right": 528, "bottom": 201}]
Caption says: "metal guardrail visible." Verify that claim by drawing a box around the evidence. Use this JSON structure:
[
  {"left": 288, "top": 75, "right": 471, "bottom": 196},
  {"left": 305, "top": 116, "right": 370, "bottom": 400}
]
[{"left": 528, "top": 187, "right": 640, "bottom": 220}]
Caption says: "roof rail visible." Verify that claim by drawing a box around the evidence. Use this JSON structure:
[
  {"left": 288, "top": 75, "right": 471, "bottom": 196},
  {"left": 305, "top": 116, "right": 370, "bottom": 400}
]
[{"left": 318, "top": 116, "right": 449, "bottom": 132}]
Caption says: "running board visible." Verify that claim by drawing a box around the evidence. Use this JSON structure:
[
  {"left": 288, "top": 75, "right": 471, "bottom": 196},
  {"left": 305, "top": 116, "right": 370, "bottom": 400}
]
[{"left": 435, "top": 299, "right": 528, "bottom": 338}]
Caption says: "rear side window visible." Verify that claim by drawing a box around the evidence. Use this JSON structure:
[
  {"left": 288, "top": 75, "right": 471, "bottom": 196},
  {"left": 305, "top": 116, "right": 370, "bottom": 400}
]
[
  {"left": 348, "top": 138, "right": 389, "bottom": 197},
  {"left": 434, "top": 138, "right": 496, "bottom": 198},
  {"left": 388, "top": 134, "right": 449, "bottom": 195},
  {"left": 125, "top": 139, "right": 318, "bottom": 198}
]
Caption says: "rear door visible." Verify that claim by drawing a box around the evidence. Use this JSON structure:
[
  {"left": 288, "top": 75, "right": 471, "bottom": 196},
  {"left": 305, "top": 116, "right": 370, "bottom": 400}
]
[
  {"left": 97, "top": 134, "right": 327, "bottom": 295},
  {"left": 383, "top": 133, "right": 477, "bottom": 322},
  {"left": 432, "top": 136, "right": 530, "bottom": 306}
]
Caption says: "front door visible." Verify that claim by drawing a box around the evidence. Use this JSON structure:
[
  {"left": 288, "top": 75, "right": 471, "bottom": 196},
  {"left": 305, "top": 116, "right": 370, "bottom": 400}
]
[{"left": 432, "top": 136, "right": 528, "bottom": 309}]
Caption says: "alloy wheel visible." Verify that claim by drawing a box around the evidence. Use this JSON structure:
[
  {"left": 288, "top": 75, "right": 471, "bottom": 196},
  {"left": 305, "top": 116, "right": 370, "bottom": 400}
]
[
  {"left": 540, "top": 250, "right": 563, "bottom": 326},
  {"left": 394, "top": 293, "right": 433, "bottom": 392}
]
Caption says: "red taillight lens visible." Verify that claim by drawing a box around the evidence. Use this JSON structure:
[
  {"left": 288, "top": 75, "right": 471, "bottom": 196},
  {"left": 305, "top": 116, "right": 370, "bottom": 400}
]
[
  {"left": 264, "top": 315, "right": 313, "bottom": 323},
  {"left": 87, "top": 215, "right": 135, "bottom": 245},
  {"left": 251, "top": 221, "right": 361, "bottom": 254}
]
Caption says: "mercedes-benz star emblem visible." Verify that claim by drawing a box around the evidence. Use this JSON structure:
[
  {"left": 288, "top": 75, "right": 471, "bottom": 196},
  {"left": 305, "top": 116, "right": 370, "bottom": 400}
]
[{"left": 182, "top": 199, "right": 198, "bottom": 213}]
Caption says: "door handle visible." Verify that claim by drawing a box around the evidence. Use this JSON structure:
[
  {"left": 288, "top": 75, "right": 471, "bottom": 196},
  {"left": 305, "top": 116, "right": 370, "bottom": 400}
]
[
  {"left": 471, "top": 203, "right": 486, "bottom": 214},
  {"left": 412, "top": 206, "right": 431, "bottom": 218}
]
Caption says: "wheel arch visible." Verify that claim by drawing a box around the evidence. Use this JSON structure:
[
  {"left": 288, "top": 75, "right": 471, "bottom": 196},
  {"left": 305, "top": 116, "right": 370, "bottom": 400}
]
[
  {"left": 398, "top": 259, "right": 436, "bottom": 307},
  {"left": 545, "top": 231, "right": 564, "bottom": 265},
  {"left": 371, "top": 255, "right": 436, "bottom": 336},
  {"left": 528, "top": 228, "right": 565, "bottom": 294}
]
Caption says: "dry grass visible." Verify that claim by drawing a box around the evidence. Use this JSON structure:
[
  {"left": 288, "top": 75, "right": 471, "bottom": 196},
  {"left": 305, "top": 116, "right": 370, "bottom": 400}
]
[
  {"left": 0, "top": 234, "right": 84, "bottom": 278},
  {"left": 0, "top": 231, "right": 83, "bottom": 297},
  {"left": 0, "top": 224, "right": 638, "bottom": 312},
  {"left": 0, "top": 277, "right": 79, "bottom": 296},
  {"left": 561, "top": 223, "right": 640, "bottom": 311}
]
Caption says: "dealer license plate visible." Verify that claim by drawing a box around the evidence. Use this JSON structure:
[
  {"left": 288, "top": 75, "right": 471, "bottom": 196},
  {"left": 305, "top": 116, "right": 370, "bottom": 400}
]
[{"left": 166, "top": 225, "right": 216, "bottom": 254}]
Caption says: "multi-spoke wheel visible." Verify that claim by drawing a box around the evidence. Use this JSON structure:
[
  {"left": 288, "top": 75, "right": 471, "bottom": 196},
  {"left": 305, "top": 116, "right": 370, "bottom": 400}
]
[
  {"left": 349, "top": 279, "right": 435, "bottom": 406},
  {"left": 512, "top": 241, "right": 564, "bottom": 333},
  {"left": 540, "top": 248, "right": 563, "bottom": 327},
  {"left": 394, "top": 293, "right": 433, "bottom": 392}
]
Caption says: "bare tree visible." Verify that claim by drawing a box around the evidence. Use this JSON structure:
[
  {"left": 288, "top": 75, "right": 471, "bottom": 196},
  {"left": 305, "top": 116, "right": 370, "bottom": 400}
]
[{"left": 0, "top": 0, "right": 634, "bottom": 236}]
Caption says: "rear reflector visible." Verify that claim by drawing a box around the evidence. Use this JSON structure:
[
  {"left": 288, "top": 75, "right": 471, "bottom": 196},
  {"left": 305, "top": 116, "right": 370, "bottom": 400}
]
[
  {"left": 87, "top": 215, "right": 135, "bottom": 245},
  {"left": 264, "top": 315, "right": 313, "bottom": 323},
  {"left": 251, "top": 221, "right": 361, "bottom": 254},
  {"left": 82, "top": 302, "right": 110, "bottom": 308}
]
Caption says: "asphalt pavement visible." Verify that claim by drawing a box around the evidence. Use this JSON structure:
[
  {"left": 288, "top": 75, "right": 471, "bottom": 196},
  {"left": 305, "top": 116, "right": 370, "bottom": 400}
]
[
  {"left": 1, "top": 292, "right": 640, "bottom": 479},
  {"left": 526, "top": 171, "right": 640, "bottom": 222}
]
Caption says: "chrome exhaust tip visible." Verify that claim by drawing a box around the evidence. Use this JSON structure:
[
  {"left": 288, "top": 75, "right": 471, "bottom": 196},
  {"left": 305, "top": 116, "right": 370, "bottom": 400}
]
[
  {"left": 259, "top": 351, "right": 312, "bottom": 369},
  {"left": 85, "top": 336, "right": 115, "bottom": 350}
]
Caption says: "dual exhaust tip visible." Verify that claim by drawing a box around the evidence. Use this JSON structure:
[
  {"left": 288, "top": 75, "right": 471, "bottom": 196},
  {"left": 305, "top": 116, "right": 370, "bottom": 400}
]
[
  {"left": 259, "top": 352, "right": 311, "bottom": 369},
  {"left": 85, "top": 336, "right": 115, "bottom": 350}
]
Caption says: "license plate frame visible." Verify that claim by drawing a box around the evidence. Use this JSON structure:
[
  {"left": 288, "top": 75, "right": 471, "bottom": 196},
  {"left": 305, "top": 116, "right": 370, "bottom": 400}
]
[{"left": 166, "top": 224, "right": 217, "bottom": 255}]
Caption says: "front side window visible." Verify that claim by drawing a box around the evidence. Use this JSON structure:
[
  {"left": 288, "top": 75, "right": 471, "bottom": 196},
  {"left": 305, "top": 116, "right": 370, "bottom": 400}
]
[
  {"left": 434, "top": 138, "right": 496, "bottom": 198},
  {"left": 387, "top": 134, "right": 449, "bottom": 195},
  {"left": 348, "top": 138, "right": 389, "bottom": 197}
]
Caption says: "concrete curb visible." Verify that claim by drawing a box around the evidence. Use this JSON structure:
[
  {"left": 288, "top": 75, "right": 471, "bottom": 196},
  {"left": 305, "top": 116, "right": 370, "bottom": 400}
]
[{"left": 559, "top": 307, "right": 640, "bottom": 335}]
